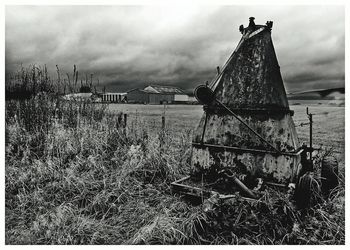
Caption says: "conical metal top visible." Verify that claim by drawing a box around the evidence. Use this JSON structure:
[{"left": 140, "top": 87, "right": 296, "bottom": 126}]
[{"left": 211, "top": 18, "right": 289, "bottom": 110}]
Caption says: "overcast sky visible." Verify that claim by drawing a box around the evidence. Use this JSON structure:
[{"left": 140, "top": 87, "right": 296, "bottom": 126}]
[{"left": 5, "top": 5, "right": 345, "bottom": 93}]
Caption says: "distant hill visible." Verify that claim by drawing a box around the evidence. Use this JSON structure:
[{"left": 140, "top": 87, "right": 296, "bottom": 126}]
[{"left": 287, "top": 88, "right": 345, "bottom": 100}]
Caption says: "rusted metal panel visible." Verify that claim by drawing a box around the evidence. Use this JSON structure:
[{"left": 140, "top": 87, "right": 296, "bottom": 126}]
[
  {"left": 191, "top": 147, "right": 301, "bottom": 184},
  {"left": 213, "top": 30, "right": 289, "bottom": 109},
  {"left": 194, "top": 113, "right": 299, "bottom": 152}
]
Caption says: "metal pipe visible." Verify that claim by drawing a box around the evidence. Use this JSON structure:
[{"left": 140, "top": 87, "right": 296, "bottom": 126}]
[
  {"left": 309, "top": 113, "right": 313, "bottom": 150},
  {"left": 306, "top": 107, "right": 313, "bottom": 168},
  {"left": 223, "top": 172, "right": 258, "bottom": 199},
  {"left": 192, "top": 142, "right": 303, "bottom": 156}
]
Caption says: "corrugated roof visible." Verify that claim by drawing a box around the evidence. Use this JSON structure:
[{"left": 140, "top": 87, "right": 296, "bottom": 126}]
[
  {"left": 144, "top": 85, "right": 186, "bottom": 94},
  {"left": 126, "top": 88, "right": 150, "bottom": 93}
]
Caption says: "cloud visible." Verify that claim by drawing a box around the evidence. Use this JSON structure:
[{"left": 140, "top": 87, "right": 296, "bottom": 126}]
[{"left": 5, "top": 5, "right": 345, "bottom": 93}]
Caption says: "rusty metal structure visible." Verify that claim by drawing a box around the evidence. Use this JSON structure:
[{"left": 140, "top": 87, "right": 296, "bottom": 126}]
[
  {"left": 172, "top": 18, "right": 339, "bottom": 207},
  {"left": 191, "top": 17, "right": 302, "bottom": 184},
  {"left": 171, "top": 18, "right": 309, "bottom": 204}
]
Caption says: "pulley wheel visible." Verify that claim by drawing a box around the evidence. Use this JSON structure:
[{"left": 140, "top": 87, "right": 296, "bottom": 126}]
[{"left": 194, "top": 85, "right": 215, "bottom": 105}]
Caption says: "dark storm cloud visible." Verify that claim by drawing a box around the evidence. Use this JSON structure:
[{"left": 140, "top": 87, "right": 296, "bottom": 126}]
[{"left": 5, "top": 5, "right": 344, "bottom": 92}]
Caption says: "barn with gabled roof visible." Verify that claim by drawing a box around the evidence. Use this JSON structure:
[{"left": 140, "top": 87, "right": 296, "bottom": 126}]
[{"left": 126, "top": 85, "right": 189, "bottom": 104}]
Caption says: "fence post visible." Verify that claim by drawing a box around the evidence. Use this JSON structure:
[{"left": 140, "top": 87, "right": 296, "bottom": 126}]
[
  {"left": 123, "top": 113, "right": 127, "bottom": 136},
  {"left": 124, "top": 113, "right": 127, "bottom": 128},
  {"left": 160, "top": 115, "right": 165, "bottom": 152},
  {"left": 117, "top": 114, "right": 122, "bottom": 129}
]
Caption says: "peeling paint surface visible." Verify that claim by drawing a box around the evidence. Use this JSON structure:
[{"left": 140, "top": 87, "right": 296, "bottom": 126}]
[
  {"left": 194, "top": 113, "right": 299, "bottom": 152},
  {"left": 214, "top": 30, "right": 289, "bottom": 109},
  {"left": 191, "top": 147, "right": 300, "bottom": 184}
]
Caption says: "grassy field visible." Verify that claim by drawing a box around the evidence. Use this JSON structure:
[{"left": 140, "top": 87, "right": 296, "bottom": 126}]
[
  {"left": 5, "top": 97, "right": 345, "bottom": 245},
  {"left": 109, "top": 102, "right": 345, "bottom": 157}
]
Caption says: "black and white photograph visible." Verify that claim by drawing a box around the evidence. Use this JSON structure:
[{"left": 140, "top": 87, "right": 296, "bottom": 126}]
[{"left": 2, "top": 0, "right": 347, "bottom": 245}]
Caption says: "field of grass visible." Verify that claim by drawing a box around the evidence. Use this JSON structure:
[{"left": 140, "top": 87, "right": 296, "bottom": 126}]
[
  {"left": 109, "top": 102, "right": 345, "bottom": 158},
  {"left": 5, "top": 96, "right": 345, "bottom": 245}
]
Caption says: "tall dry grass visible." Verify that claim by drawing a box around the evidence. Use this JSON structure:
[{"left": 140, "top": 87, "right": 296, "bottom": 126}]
[{"left": 5, "top": 96, "right": 195, "bottom": 244}]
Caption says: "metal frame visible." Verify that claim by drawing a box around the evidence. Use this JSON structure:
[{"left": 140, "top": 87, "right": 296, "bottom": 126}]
[
  {"left": 171, "top": 176, "right": 212, "bottom": 200},
  {"left": 170, "top": 176, "right": 284, "bottom": 202},
  {"left": 192, "top": 142, "right": 304, "bottom": 157}
]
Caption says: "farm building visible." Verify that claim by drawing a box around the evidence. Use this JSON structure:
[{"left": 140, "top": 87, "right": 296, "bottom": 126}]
[
  {"left": 63, "top": 92, "right": 93, "bottom": 101},
  {"left": 127, "top": 85, "right": 189, "bottom": 104},
  {"left": 101, "top": 92, "right": 127, "bottom": 103}
]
